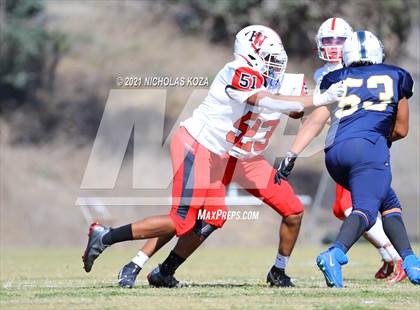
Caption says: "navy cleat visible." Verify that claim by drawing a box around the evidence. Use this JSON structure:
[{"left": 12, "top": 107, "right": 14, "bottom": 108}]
[
  {"left": 82, "top": 222, "right": 110, "bottom": 273},
  {"left": 118, "top": 262, "right": 141, "bottom": 288},
  {"left": 266, "top": 266, "right": 295, "bottom": 287},
  {"left": 402, "top": 254, "right": 420, "bottom": 285},
  {"left": 316, "top": 247, "right": 348, "bottom": 288},
  {"left": 147, "top": 265, "right": 179, "bottom": 288}
]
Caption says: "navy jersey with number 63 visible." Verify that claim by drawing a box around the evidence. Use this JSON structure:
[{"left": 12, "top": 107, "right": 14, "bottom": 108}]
[{"left": 320, "top": 63, "right": 414, "bottom": 148}]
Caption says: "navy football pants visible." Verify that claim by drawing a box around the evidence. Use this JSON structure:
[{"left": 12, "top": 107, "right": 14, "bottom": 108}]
[{"left": 325, "top": 136, "right": 401, "bottom": 228}]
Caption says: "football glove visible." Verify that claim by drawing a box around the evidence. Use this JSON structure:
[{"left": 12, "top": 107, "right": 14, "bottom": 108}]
[
  {"left": 313, "top": 81, "right": 347, "bottom": 107},
  {"left": 274, "top": 151, "right": 298, "bottom": 184}
]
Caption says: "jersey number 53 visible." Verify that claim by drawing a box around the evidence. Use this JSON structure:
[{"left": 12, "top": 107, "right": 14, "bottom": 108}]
[{"left": 335, "top": 75, "right": 394, "bottom": 119}]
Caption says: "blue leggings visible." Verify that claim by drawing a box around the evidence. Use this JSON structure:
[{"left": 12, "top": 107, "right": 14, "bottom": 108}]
[{"left": 325, "top": 137, "right": 401, "bottom": 228}]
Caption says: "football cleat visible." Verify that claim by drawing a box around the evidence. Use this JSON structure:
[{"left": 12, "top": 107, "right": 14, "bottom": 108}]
[
  {"left": 375, "top": 260, "right": 394, "bottom": 279},
  {"left": 118, "top": 262, "right": 141, "bottom": 288},
  {"left": 82, "top": 222, "right": 110, "bottom": 273},
  {"left": 147, "top": 265, "right": 179, "bottom": 288},
  {"left": 386, "top": 260, "right": 407, "bottom": 283},
  {"left": 266, "top": 266, "right": 295, "bottom": 287},
  {"left": 402, "top": 254, "right": 420, "bottom": 285},
  {"left": 316, "top": 247, "right": 348, "bottom": 288}
]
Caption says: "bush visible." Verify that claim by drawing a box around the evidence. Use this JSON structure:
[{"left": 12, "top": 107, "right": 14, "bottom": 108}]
[
  {"left": 170, "top": 0, "right": 416, "bottom": 59},
  {"left": 0, "top": 0, "right": 68, "bottom": 110}
]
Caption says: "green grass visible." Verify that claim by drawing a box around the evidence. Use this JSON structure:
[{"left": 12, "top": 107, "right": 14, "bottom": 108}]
[{"left": 1, "top": 245, "right": 419, "bottom": 309}]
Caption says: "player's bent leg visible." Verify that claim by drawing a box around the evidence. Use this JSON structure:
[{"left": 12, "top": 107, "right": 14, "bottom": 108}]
[
  {"left": 118, "top": 125, "right": 212, "bottom": 283},
  {"left": 131, "top": 215, "right": 177, "bottom": 239},
  {"left": 118, "top": 234, "right": 175, "bottom": 288}
]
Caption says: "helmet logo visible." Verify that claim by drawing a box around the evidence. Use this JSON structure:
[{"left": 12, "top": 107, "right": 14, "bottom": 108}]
[
  {"left": 331, "top": 17, "right": 336, "bottom": 30},
  {"left": 357, "top": 31, "right": 367, "bottom": 58},
  {"left": 248, "top": 31, "right": 268, "bottom": 52}
]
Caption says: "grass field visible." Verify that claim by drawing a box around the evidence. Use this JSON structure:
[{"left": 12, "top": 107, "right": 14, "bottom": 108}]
[{"left": 1, "top": 244, "right": 419, "bottom": 309}]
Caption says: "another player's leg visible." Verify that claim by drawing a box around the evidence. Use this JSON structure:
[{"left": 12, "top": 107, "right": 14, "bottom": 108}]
[
  {"left": 237, "top": 156, "right": 304, "bottom": 287},
  {"left": 118, "top": 234, "right": 173, "bottom": 288},
  {"left": 380, "top": 188, "right": 420, "bottom": 285},
  {"left": 361, "top": 214, "right": 404, "bottom": 281}
]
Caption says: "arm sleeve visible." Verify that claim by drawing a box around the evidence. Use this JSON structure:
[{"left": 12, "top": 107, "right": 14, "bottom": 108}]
[
  {"left": 399, "top": 69, "right": 414, "bottom": 100},
  {"left": 225, "top": 85, "right": 265, "bottom": 103},
  {"left": 258, "top": 96, "right": 304, "bottom": 113}
]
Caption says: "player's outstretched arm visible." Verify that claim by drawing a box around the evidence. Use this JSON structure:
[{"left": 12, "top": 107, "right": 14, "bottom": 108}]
[
  {"left": 289, "top": 106, "right": 331, "bottom": 154},
  {"left": 390, "top": 97, "right": 409, "bottom": 142},
  {"left": 274, "top": 107, "right": 330, "bottom": 184},
  {"left": 247, "top": 81, "right": 346, "bottom": 112}
]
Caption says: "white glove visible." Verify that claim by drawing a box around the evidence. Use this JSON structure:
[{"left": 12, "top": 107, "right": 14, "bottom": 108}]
[{"left": 313, "top": 81, "right": 347, "bottom": 107}]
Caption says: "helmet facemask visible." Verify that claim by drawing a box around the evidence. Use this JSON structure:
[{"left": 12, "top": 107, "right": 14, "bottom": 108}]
[
  {"left": 317, "top": 36, "right": 347, "bottom": 62},
  {"left": 261, "top": 52, "right": 288, "bottom": 91}
]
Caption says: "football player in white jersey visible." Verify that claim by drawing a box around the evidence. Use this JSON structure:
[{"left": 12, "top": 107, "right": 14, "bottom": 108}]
[
  {"left": 82, "top": 25, "right": 345, "bottom": 287},
  {"left": 278, "top": 17, "right": 405, "bottom": 282},
  {"left": 313, "top": 17, "right": 352, "bottom": 88}
]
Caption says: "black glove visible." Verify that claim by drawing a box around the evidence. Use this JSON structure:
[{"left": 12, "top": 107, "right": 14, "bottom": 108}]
[{"left": 274, "top": 151, "right": 298, "bottom": 184}]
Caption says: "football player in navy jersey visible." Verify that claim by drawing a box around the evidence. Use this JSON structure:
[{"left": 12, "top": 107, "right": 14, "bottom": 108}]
[
  {"left": 313, "top": 18, "right": 405, "bottom": 282},
  {"left": 275, "top": 30, "right": 420, "bottom": 287}
]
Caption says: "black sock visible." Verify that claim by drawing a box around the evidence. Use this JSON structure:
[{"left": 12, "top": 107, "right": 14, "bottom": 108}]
[
  {"left": 160, "top": 251, "right": 186, "bottom": 277},
  {"left": 334, "top": 213, "right": 368, "bottom": 253},
  {"left": 102, "top": 224, "right": 133, "bottom": 246},
  {"left": 382, "top": 214, "right": 414, "bottom": 259}
]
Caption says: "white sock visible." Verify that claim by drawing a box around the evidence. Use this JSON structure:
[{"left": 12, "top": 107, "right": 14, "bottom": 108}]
[
  {"left": 384, "top": 244, "right": 401, "bottom": 261},
  {"left": 378, "top": 247, "right": 393, "bottom": 262},
  {"left": 365, "top": 216, "right": 392, "bottom": 247},
  {"left": 274, "top": 254, "right": 289, "bottom": 270},
  {"left": 132, "top": 251, "right": 149, "bottom": 268}
]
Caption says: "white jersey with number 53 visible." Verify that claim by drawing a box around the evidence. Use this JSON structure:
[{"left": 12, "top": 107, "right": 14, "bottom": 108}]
[{"left": 181, "top": 58, "right": 305, "bottom": 159}]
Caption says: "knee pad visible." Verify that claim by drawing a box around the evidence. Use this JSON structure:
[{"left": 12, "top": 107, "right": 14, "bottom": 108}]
[
  {"left": 193, "top": 220, "right": 218, "bottom": 239},
  {"left": 352, "top": 209, "right": 377, "bottom": 230}
]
